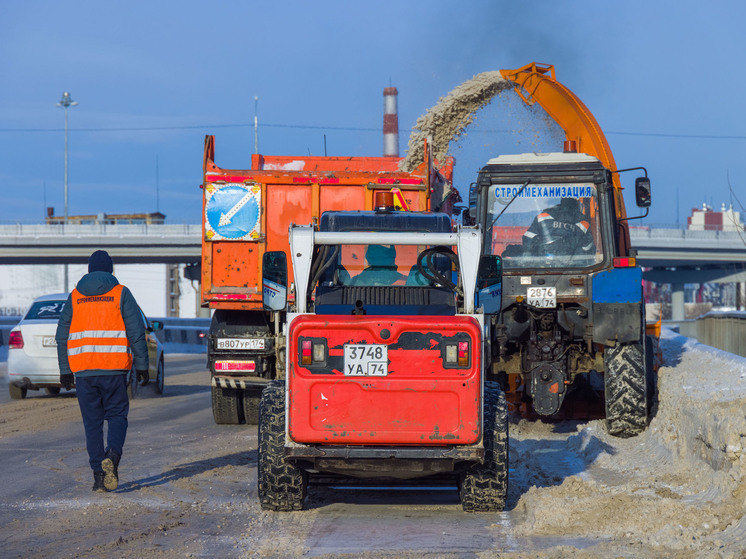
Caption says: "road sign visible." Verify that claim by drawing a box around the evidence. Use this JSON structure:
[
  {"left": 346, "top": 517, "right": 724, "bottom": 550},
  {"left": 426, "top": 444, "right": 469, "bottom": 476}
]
[{"left": 204, "top": 183, "right": 261, "bottom": 241}]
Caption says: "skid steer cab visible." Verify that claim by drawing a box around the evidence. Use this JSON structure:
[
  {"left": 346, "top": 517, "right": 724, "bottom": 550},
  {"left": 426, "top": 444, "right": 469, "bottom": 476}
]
[{"left": 256, "top": 209, "right": 507, "bottom": 512}]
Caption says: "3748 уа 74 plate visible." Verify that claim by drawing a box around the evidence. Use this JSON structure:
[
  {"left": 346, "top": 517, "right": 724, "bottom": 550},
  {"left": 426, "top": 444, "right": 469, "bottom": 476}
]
[{"left": 343, "top": 344, "right": 388, "bottom": 376}]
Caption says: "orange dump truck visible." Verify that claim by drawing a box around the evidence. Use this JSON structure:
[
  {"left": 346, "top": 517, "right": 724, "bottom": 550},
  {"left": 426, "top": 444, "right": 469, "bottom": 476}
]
[{"left": 200, "top": 135, "right": 456, "bottom": 424}]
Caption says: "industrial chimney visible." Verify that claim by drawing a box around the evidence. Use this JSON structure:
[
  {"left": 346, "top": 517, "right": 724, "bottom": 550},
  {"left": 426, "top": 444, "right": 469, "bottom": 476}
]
[{"left": 383, "top": 87, "right": 399, "bottom": 157}]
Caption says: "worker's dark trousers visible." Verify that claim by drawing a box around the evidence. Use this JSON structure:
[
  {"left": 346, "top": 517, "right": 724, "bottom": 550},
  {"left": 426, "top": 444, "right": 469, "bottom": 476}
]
[{"left": 75, "top": 374, "right": 129, "bottom": 472}]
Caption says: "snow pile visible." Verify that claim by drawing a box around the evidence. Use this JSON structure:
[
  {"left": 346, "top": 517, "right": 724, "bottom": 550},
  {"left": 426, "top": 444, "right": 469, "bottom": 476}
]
[
  {"left": 653, "top": 329, "right": 746, "bottom": 481},
  {"left": 508, "top": 328, "right": 746, "bottom": 556}
]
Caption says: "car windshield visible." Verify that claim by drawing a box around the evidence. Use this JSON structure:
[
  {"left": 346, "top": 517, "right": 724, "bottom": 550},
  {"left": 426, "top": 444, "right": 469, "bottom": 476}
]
[
  {"left": 25, "top": 300, "right": 66, "bottom": 320},
  {"left": 487, "top": 183, "right": 603, "bottom": 269}
]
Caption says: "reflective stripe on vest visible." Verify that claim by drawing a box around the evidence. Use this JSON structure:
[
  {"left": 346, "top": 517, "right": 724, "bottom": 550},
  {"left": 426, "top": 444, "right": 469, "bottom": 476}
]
[{"left": 67, "top": 285, "right": 133, "bottom": 373}]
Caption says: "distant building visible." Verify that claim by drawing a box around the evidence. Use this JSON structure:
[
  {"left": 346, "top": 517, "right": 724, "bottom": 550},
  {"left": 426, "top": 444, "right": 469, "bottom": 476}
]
[
  {"left": 687, "top": 203, "right": 744, "bottom": 232},
  {"left": 45, "top": 208, "right": 166, "bottom": 225}
]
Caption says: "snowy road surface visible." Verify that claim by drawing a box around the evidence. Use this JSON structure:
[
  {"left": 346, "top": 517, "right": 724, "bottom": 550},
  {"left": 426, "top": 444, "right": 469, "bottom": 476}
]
[{"left": 0, "top": 332, "right": 744, "bottom": 558}]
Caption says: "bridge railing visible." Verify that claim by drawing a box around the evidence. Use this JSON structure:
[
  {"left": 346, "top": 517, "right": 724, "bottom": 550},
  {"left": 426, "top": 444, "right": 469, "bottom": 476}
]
[
  {"left": 0, "top": 223, "right": 203, "bottom": 237},
  {"left": 630, "top": 226, "right": 746, "bottom": 241}
]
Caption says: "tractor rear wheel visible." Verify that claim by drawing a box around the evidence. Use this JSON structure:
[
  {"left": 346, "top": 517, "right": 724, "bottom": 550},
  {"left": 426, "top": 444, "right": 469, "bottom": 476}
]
[
  {"left": 604, "top": 342, "right": 648, "bottom": 438},
  {"left": 459, "top": 381, "right": 509, "bottom": 512},
  {"left": 257, "top": 380, "right": 307, "bottom": 511}
]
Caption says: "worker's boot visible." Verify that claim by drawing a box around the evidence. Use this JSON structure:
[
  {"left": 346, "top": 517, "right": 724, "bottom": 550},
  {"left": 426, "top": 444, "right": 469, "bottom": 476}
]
[
  {"left": 92, "top": 471, "right": 106, "bottom": 492},
  {"left": 101, "top": 449, "right": 120, "bottom": 491}
]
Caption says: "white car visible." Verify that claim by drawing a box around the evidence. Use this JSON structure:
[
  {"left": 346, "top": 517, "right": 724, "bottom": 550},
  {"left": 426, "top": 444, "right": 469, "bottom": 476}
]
[
  {"left": 8, "top": 294, "right": 166, "bottom": 400},
  {"left": 8, "top": 293, "right": 69, "bottom": 399}
]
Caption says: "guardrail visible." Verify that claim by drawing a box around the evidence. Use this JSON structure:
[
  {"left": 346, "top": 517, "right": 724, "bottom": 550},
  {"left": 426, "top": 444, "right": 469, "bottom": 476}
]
[{"left": 674, "top": 311, "right": 746, "bottom": 358}]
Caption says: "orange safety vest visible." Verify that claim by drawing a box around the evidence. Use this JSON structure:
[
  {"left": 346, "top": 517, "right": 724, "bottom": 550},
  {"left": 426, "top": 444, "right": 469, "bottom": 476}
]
[{"left": 67, "top": 285, "right": 133, "bottom": 373}]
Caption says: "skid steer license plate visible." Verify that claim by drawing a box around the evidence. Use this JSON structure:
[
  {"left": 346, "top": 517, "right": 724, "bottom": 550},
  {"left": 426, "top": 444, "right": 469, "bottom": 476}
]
[
  {"left": 527, "top": 286, "right": 556, "bottom": 308},
  {"left": 344, "top": 344, "right": 388, "bottom": 376}
]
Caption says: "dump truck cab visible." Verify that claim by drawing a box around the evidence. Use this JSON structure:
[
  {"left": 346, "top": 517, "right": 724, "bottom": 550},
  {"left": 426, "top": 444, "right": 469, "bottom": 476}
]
[
  {"left": 470, "top": 150, "right": 654, "bottom": 437},
  {"left": 257, "top": 206, "right": 509, "bottom": 512}
]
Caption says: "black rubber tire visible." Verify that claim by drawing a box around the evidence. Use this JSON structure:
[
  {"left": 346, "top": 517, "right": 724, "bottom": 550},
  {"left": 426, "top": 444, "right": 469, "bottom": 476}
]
[
  {"left": 604, "top": 342, "right": 648, "bottom": 438},
  {"left": 257, "top": 380, "right": 307, "bottom": 511},
  {"left": 155, "top": 358, "right": 165, "bottom": 395},
  {"left": 45, "top": 387, "right": 61, "bottom": 395},
  {"left": 127, "top": 368, "right": 138, "bottom": 400},
  {"left": 211, "top": 385, "right": 241, "bottom": 425},
  {"left": 242, "top": 389, "right": 262, "bottom": 425},
  {"left": 459, "top": 381, "right": 509, "bottom": 512},
  {"left": 9, "top": 383, "right": 27, "bottom": 400}
]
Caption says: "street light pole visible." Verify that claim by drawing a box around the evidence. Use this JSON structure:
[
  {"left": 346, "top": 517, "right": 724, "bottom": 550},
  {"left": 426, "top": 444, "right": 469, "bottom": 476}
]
[
  {"left": 56, "top": 92, "right": 78, "bottom": 223},
  {"left": 57, "top": 92, "right": 77, "bottom": 292}
]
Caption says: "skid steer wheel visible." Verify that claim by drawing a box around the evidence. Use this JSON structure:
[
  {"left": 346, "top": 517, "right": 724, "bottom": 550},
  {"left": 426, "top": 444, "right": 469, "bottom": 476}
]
[
  {"left": 258, "top": 380, "right": 307, "bottom": 511},
  {"left": 459, "top": 381, "right": 509, "bottom": 512},
  {"left": 604, "top": 342, "right": 648, "bottom": 438},
  {"left": 211, "top": 385, "right": 242, "bottom": 425}
]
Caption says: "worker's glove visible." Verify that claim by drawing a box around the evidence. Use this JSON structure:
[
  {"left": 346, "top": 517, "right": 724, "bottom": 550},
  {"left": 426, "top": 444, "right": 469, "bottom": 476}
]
[
  {"left": 60, "top": 373, "right": 74, "bottom": 390},
  {"left": 137, "top": 369, "right": 150, "bottom": 385}
]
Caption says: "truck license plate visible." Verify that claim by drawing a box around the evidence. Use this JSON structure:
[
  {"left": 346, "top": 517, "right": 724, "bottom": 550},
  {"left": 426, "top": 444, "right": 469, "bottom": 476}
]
[
  {"left": 527, "top": 286, "right": 556, "bottom": 308},
  {"left": 42, "top": 336, "right": 57, "bottom": 347},
  {"left": 216, "top": 338, "right": 265, "bottom": 350},
  {"left": 344, "top": 344, "right": 388, "bottom": 376}
]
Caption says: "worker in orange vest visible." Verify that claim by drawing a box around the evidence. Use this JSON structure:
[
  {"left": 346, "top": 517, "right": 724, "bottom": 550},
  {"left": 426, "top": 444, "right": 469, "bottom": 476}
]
[{"left": 55, "top": 250, "right": 149, "bottom": 492}]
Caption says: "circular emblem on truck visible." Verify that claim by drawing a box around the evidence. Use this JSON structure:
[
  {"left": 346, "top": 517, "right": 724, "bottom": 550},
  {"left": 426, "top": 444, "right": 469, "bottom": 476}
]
[{"left": 204, "top": 182, "right": 261, "bottom": 241}]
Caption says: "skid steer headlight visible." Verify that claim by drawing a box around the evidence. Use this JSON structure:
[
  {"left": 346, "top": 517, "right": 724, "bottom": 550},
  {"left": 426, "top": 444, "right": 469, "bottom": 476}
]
[
  {"left": 300, "top": 338, "right": 327, "bottom": 366},
  {"left": 445, "top": 344, "right": 458, "bottom": 364},
  {"left": 444, "top": 339, "right": 470, "bottom": 368}
]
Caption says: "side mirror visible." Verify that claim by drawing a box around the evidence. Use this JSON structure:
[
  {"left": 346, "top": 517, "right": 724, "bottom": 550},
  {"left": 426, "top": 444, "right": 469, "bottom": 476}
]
[
  {"left": 262, "top": 251, "right": 288, "bottom": 312},
  {"left": 151, "top": 320, "right": 164, "bottom": 332},
  {"left": 476, "top": 255, "right": 502, "bottom": 315},
  {"left": 464, "top": 182, "right": 478, "bottom": 226},
  {"left": 635, "top": 177, "right": 651, "bottom": 208}
]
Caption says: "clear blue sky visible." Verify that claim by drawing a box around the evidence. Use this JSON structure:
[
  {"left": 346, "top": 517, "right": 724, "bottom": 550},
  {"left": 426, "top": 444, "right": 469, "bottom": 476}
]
[{"left": 1, "top": 0, "right": 744, "bottom": 226}]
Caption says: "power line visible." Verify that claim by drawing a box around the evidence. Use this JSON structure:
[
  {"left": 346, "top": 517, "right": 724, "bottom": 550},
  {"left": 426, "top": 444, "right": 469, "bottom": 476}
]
[
  {"left": 1, "top": 122, "right": 746, "bottom": 140},
  {"left": 0, "top": 122, "right": 380, "bottom": 133}
]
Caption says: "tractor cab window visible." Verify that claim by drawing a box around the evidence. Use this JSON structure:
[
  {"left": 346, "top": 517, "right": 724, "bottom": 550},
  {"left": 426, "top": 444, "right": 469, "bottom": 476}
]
[{"left": 487, "top": 183, "right": 603, "bottom": 269}]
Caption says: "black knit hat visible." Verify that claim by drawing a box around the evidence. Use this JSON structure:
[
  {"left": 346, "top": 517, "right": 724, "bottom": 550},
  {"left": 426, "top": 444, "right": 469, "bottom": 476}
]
[{"left": 88, "top": 250, "right": 113, "bottom": 273}]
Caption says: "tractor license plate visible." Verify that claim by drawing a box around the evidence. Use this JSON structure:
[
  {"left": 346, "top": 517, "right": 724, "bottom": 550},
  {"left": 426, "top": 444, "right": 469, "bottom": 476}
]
[
  {"left": 527, "top": 286, "right": 556, "bottom": 308},
  {"left": 216, "top": 338, "right": 265, "bottom": 350},
  {"left": 42, "top": 336, "right": 57, "bottom": 347},
  {"left": 344, "top": 344, "right": 388, "bottom": 376}
]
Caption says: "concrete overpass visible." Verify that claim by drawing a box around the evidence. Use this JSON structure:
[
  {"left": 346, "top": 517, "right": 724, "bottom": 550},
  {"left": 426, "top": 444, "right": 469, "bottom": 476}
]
[
  {"left": 0, "top": 222, "right": 743, "bottom": 320},
  {"left": 0, "top": 223, "right": 201, "bottom": 265},
  {"left": 630, "top": 227, "right": 746, "bottom": 320}
]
